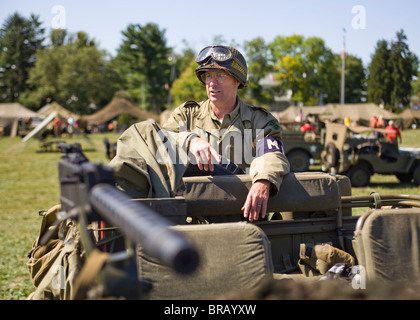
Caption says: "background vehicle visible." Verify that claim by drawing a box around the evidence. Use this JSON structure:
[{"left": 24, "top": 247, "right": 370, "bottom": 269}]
[
  {"left": 320, "top": 123, "right": 420, "bottom": 187},
  {"left": 281, "top": 122, "right": 325, "bottom": 172}
]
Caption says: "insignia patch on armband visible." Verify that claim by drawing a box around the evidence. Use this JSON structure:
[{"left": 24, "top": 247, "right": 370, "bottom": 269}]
[{"left": 256, "top": 137, "right": 284, "bottom": 156}]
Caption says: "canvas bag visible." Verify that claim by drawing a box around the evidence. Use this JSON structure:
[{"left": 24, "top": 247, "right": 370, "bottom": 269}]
[{"left": 26, "top": 204, "right": 83, "bottom": 300}]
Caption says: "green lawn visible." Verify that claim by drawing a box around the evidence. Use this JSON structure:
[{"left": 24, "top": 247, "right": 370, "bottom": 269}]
[
  {"left": 1, "top": 129, "right": 420, "bottom": 300},
  {"left": 0, "top": 132, "right": 119, "bottom": 299}
]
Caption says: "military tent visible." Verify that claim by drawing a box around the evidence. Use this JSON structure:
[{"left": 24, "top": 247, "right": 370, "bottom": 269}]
[
  {"left": 38, "top": 102, "right": 80, "bottom": 121},
  {"left": 272, "top": 105, "right": 326, "bottom": 123},
  {"left": 80, "top": 95, "right": 159, "bottom": 126},
  {"left": 399, "top": 108, "right": 420, "bottom": 129},
  {"left": 320, "top": 103, "right": 401, "bottom": 126},
  {"left": 0, "top": 103, "right": 43, "bottom": 137}
]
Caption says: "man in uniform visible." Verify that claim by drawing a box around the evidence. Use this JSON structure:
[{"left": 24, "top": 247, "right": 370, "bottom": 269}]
[{"left": 109, "top": 45, "right": 290, "bottom": 222}]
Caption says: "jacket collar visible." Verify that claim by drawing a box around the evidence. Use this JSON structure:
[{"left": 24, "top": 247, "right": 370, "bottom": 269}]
[{"left": 196, "top": 97, "right": 252, "bottom": 126}]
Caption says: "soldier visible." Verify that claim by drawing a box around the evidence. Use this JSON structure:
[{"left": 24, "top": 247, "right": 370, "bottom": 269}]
[{"left": 109, "top": 45, "right": 290, "bottom": 222}]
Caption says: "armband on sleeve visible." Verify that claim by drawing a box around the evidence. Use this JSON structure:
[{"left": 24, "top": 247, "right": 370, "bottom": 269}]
[{"left": 256, "top": 137, "right": 284, "bottom": 156}]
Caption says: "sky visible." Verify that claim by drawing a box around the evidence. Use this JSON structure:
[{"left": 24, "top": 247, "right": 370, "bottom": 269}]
[{"left": 1, "top": 0, "right": 419, "bottom": 67}]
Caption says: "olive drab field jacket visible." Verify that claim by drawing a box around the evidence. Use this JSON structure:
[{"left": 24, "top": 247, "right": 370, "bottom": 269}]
[{"left": 108, "top": 97, "right": 290, "bottom": 200}]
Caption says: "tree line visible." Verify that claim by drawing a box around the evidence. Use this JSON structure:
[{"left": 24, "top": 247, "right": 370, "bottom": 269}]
[{"left": 0, "top": 12, "right": 419, "bottom": 116}]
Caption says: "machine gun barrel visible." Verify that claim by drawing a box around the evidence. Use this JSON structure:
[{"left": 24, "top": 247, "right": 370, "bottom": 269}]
[
  {"left": 89, "top": 183, "right": 199, "bottom": 274},
  {"left": 57, "top": 143, "right": 199, "bottom": 276}
]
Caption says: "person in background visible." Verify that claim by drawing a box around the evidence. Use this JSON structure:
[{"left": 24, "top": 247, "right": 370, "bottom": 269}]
[
  {"left": 370, "top": 115, "right": 377, "bottom": 128},
  {"left": 344, "top": 117, "right": 351, "bottom": 127},
  {"left": 385, "top": 120, "right": 402, "bottom": 143},
  {"left": 300, "top": 120, "right": 315, "bottom": 132},
  {"left": 377, "top": 115, "right": 385, "bottom": 128}
]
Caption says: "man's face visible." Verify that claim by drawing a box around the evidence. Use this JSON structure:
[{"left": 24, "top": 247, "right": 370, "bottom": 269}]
[{"left": 203, "top": 70, "right": 239, "bottom": 105}]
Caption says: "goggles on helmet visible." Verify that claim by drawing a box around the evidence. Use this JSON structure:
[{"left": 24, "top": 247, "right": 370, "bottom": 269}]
[{"left": 195, "top": 46, "right": 233, "bottom": 65}]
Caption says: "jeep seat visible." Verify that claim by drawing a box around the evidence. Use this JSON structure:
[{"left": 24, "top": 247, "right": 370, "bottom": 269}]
[
  {"left": 177, "top": 172, "right": 355, "bottom": 273},
  {"left": 354, "top": 208, "right": 420, "bottom": 287},
  {"left": 137, "top": 222, "right": 273, "bottom": 299},
  {"left": 180, "top": 172, "right": 347, "bottom": 220}
]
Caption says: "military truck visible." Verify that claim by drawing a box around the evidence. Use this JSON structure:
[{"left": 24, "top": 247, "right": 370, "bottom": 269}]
[
  {"left": 281, "top": 122, "right": 325, "bottom": 172},
  {"left": 320, "top": 123, "right": 420, "bottom": 187},
  {"left": 27, "top": 145, "right": 420, "bottom": 300}
]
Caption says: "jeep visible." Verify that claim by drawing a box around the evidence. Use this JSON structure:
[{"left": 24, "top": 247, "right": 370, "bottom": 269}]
[
  {"left": 28, "top": 144, "right": 420, "bottom": 300},
  {"left": 280, "top": 122, "right": 325, "bottom": 172},
  {"left": 320, "top": 123, "right": 420, "bottom": 187}
]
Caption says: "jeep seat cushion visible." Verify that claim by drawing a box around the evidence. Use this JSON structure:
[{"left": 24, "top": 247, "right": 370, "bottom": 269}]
[
  {"left": 180, "top": 172, "right": 341, "bottom": 217},
  {"left": 137, "top": 222, "right": 273, "bottom": 299},
  {"left": 355, "top": 208, "right": 420, "bottom": 286}
]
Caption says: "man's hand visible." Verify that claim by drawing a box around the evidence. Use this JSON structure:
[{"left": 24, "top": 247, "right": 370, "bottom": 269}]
[
  {"left": 241, "top": 180, "right": 271, "bottom": 221},
  {"left": 188, "top": 137, "right": 221, "bottom": 171}
]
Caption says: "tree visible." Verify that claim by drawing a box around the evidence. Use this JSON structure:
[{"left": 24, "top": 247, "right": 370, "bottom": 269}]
[
  {"left": 367, "top": 31, "right": 419, "bottom": 110},
  {"left": 50, "top": 28, "right": 67, "bottom": 47},
  {"left": 243, "top": 37, "right": 278, "bottom": 106},
  {"left": 268, "top": 35, "right": 339, "bottom": 106},
  {"left": 20, "top": 35, "right": 66, "bottom": 108},
  {"left": 0, "top": 12, "right": 45, "bottom": 102},
  {"left": 269, "top": 35, "right": 305, "bottom": 104},
  {"left": 56, "top": 33, "right": 117, "bottom": 114},
  {"left": 115, "top": 23, "right": 171, "bottom": 113},
  {"left": 367, "top": 39, "right": 392, "bottom": 106},
  {"left": 173, "top": 41, "right": 195, "bottom": 85},
  {"left": 167, "top": 41, "right": 196, "bottom": 108},
  {"left": 389, "top": 30, "right": 419, "bottom": 109},
  {"left": 22, "top": 31, "right": 120, "bottom": 113},
  {"left": 170, "top": 58, "right": 206, "bottom": 107},
  {"left": 342, "top": 54, "right": 367, "bottom": 103},
  {"left": 411, "top": 71, "right": 420, "bottom": 107}
]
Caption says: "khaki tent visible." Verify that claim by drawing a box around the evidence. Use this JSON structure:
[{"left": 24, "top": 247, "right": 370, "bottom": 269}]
[
  {"left": 81, "top": 96, "right": 159, "bottom": 126},
  {"left": 272, "top": 105, "right": 325, "bottom": 123},
  {"left": 38, "top": 102, "right": 80, "bottom": 121},
  {"left": 320, "top": 103, "right": 401, "bottom": 126},
  {"left": 0, "top": 102, "right": 41, "bottom": 118},
  {"left": 399, "top": 108, "right": 420, "bottom": 129},
  {"left": 0, "top": 103, "right": 43, "bottom": 137}
]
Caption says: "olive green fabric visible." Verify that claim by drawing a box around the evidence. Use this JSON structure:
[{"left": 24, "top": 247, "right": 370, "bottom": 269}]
[
  {"left": 180, "top": 172, "right": 341, "bottom": 218},
  {"left": 109, "top": 99, "right": 290, "bottom": 201},
  {"left": 354, "top": 208, "right": 420, "bottom": 286},
  {"left": 163, "top": 98, "right": 289, "bottom": 192},
  {"left": 27, "top": 205, "right": 83, "bottom": 300},
  {"left": 334, "top": 174, "right": 352, "bottom": 216},
  {"left": 109, "top": 120, "right": 192, "bottom": 198},
  {"left": 137, "top": 222, "right": 273, "bottom": 299},
  {"left": 71, "top": 249, "right": 109, "bottom": 300}
]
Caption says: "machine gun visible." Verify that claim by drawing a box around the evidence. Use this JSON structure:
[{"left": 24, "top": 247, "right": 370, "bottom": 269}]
[{"left": 41, "top": 143, "right": 199, "bottom": 299}]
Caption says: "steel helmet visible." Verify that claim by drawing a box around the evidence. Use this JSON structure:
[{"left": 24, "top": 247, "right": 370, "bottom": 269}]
[{"left": 195, "top": 45, "right": 248, "bottom": 89}]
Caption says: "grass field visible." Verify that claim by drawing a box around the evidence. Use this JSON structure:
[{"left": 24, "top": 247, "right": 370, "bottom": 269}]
[
  {"left": 0, "top": 132, "right": 120, "bottom": 299},
  {"left": 1, "top": 129, "right": 420, "bottom": 300}
]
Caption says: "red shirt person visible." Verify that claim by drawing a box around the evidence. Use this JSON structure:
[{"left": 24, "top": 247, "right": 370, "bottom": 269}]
[
  {"left": 385, "top": 120, "right": 402, "bottom": 143},
  {"left": 300, "top": 121, "right": 315, "bottom": 132},
  {"left": 370, "top": 115, "right": 377, "bottom": 128}
]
